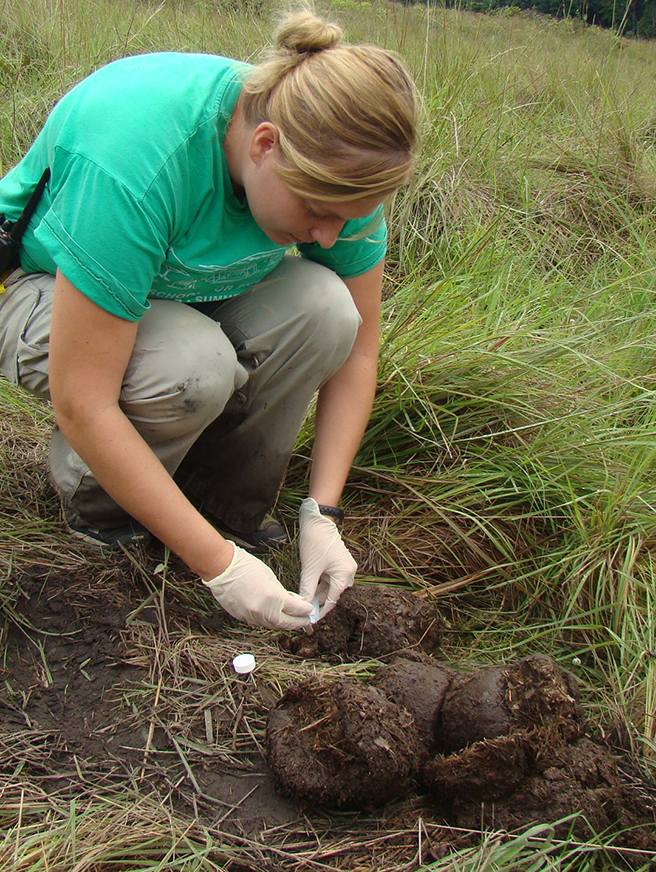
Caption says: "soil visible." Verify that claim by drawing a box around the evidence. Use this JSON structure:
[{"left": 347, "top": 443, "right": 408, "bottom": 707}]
[
  {"left": 1, "top": 570, "right": 147, "bottom": 763},
  {"left": 0, "top": 563, "right": 302, "bottom": 837}
]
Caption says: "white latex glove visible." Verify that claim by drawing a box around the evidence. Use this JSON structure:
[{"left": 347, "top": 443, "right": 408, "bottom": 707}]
[
  {"left": 203, "top": 544, "right": 312, "bottom": 631},
  {"left": 299, "top": 498, "right": 357, "bottom": 618}
]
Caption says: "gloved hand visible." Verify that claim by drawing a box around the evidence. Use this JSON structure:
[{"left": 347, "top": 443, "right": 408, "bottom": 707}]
[
  {"left": 299, "top": 498, "right": 357, "bottom": 618},
  {"left": 203, "top": 544, "right": 312, "bottom": 631}
]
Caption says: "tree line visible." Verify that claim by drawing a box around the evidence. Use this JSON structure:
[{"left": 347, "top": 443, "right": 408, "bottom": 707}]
[{"left": 403, "top": 0, "right": 656, "bottom": 37}]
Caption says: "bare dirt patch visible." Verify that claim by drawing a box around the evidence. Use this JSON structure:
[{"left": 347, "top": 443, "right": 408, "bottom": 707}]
[
  {"left": 0, "top": 561, "right": 301, "bottom": 837},
  {"left": 1, "top": 568, "right": 147, "bottom": 765}
]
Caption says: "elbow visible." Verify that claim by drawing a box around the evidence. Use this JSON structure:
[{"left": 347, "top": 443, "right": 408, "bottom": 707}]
[
  {"left": 50, "top": 389, "right": 115, "bottom": 446},
  {"left": 51, "top": 394, "right": 88, "bottom": 443}
]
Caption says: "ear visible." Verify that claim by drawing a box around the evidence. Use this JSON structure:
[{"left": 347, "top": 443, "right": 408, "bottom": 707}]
[{"left": 248, "top": 122, "right": 280, "bottom": 164}]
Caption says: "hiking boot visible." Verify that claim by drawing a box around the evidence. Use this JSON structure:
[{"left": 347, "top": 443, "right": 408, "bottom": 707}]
[
  {"left": 64, "top": 509, "right": 151, "bottom": 550},
  {"left": 215, "top": 515, "right": 288, "bottom": 554}
]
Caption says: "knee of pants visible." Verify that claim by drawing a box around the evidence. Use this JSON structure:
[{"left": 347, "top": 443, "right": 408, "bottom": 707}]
[
  {"left": 296, "top": 264, "right": 362, "bottom": 364},
  {"left": 121, "top": 306, "right": 247, "bottom": 441}
]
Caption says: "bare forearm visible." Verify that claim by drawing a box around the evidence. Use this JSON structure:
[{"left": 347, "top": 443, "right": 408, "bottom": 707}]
[
  {"left": 55, "top": 404, "right": 233, "bottom": 579},
  {"left": 309, "top": 351, "right": 377, "bottom": 507},
  {"left": 309, "top": 262, "right": 383, "bottom": 507}
]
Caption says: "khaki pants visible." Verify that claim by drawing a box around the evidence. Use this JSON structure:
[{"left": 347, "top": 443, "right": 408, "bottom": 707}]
[{"left": 0, "top": 257, "right": 361, "bottom": 531}]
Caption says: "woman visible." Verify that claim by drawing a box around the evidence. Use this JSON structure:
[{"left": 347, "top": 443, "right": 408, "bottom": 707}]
[{"left": 0, "top": 11, "right": 418, "bottom": 631}]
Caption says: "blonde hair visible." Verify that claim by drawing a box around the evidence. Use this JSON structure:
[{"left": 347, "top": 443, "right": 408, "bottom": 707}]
[{"left": 240, "top": 10, "right": 418, "bottom": 203}]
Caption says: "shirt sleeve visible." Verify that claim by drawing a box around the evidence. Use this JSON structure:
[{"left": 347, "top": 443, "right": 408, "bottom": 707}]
[
  {"left": 297, "top": 206, "right": 387, "bottom": 278},
  {"left": 33, "top": 150, "right": 170, "bottom": 321}
]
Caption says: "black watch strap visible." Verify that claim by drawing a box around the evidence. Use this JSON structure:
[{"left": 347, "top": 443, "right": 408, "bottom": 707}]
[{"left": 318, "top": 504, "right": 345, "bottom": 524}]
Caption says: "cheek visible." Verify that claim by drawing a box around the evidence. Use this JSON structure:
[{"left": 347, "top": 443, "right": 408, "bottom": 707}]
[
  {"left": 255, "top": 194, "right": 280, "bottom": 226},
  {"left": 280, "top": 202, "right": 304, "bottom": 230}
]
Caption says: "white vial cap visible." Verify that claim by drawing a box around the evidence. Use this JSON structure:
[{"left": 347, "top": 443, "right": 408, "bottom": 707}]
[
  {"left": 309, "top": 596, "right": 321, "bottom": 624},
  {"left": 232, "top": 653, "right": 256, "bottom": 674}
]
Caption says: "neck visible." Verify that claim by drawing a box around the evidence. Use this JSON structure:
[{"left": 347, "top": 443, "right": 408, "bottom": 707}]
[{"left": 224, "top": 98, "right": 247, "bottom": 198}]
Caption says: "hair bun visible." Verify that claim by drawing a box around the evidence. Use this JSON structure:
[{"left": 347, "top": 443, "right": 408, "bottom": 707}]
[{"left": 275, "top": 10, "right": 343, "bottom": 54}]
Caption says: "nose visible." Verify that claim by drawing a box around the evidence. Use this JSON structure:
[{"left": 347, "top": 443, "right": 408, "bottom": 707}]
[{"left": 311, "top": 217, "right": 345, "bottom": 249}]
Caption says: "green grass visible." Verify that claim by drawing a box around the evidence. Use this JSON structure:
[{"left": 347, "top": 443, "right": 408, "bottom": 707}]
[{"left": 1, "top": 0, "right": 656, "bottom": 869}]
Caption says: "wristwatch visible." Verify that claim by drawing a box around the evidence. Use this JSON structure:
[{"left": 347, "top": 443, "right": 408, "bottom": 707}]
[{"left": 317, "top": 504, "right": 345, "bottom": 524}]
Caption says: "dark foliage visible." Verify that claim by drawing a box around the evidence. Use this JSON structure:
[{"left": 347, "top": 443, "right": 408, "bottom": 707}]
[{"left": 396, "top": 0, "right": 656, "bottom": 38}]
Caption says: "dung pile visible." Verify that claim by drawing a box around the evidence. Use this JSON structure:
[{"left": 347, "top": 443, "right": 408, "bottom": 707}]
[
  {"left": 268, "top": 585, "right": 656, "bottom": 854},
  {"left": 267, "top": 678, "right": 419, "bottom": 809},
  {"left": 283, "top": 584, "right": 442, "bottom": 660}
]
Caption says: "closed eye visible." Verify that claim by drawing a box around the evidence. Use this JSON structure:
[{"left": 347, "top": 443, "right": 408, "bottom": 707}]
[{"left": 304, "top": 201, "right": 338, "bottom": 221}]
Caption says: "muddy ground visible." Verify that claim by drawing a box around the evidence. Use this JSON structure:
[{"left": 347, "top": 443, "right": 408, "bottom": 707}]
[
  {"left": 2, "top": 560, "right": 656, "bottom": 869},
  {"left": 0, "top": 560, "right": 303, "bottom": 837}
]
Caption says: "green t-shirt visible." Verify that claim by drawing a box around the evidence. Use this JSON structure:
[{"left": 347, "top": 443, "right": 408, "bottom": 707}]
[{"left": 0, "top": 53, "right": 386, "bottom": 321}]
